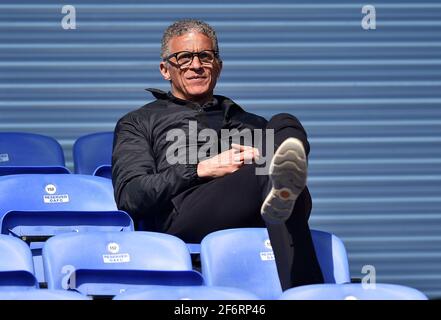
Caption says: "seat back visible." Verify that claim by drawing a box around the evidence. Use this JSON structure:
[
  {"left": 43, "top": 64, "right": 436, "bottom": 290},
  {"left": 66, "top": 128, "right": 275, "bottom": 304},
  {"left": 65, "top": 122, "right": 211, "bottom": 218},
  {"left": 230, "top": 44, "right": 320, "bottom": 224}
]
[
  {"left": 73, "top": 132, "right": 113, "bottom": 175},
  {"left": 0, "top": 235, "right": 38, "bottom": 289},
  {"left": 113, "top": 285, "right": 259, "bottom": 300},
  {"left": 310, "top": 230, "right": 350, "bottom": 284},
  {"left": 0, "top": 174, "right": 133, "bottom": 236},
  {"left": 279, "top": 283, "right": 428, "bottom": 300},
  {"left": 200, "top": 228, "right": 350, "bottom": 299},
  {"left": 201, "top": 228, "right": 282, "bottom": 299},
  {"left": 0, "top": 132, "right": 68, "bottom": 175},
  {"left": 43, "top": 231, "right": 204, "bottom": 297}
]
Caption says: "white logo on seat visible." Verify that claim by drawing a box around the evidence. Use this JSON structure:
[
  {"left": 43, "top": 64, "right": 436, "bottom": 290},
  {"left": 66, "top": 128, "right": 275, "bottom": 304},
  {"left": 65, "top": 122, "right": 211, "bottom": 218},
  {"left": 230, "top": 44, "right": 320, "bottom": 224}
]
[
  {"left": 45, "top": 184, "right": 57, "bottom": 194},
  {"left": 107, "top": 242, "right": 120, "bottom": 254},
  {"left": 260, "top": 251, "right": 275, "bottom": 261},
  {"left": 264, "top": 239, "right": 272, "bottom": 249},
  {"left": 0, "top": 154, "right": 9, "bottom": 163}
]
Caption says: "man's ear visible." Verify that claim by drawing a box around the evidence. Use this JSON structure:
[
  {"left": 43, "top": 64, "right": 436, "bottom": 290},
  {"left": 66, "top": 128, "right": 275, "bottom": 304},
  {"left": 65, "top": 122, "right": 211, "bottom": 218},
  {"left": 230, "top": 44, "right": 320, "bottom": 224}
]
[
  {"left": 217, "top": 59, "right": 223, "bottom": 78},
  {"left": 159, "top": 61, "right": 171, "bottom": 81}
]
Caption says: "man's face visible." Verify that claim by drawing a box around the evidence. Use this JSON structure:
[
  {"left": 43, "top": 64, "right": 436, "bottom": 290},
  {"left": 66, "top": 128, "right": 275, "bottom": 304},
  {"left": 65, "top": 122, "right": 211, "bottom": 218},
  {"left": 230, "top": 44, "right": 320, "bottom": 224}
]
[{"left": 160, "top": 32, "right": 222, "bottom": 104}]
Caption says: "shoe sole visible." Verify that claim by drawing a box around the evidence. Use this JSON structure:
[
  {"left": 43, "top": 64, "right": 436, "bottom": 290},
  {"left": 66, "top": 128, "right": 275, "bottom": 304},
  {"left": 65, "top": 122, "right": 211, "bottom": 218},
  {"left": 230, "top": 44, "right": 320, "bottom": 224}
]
[{"left": 261, "top": 138, "right": 307, "bottom": 224}]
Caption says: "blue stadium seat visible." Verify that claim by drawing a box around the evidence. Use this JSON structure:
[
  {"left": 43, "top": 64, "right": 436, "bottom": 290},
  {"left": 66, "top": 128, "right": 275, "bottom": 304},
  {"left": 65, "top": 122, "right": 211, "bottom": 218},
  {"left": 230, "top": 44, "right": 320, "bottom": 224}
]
[
  {"left": 279, "top": 283, "right": 428, "bottom": 300},
  {"left": 310, "top": 229, "right": 350, "bottom": 284},
  {"left": 0, "top": 235, "right": 38, "bottom": 290},
  {"left": 43, "top": 231, "right": 204, "bottom": 298},
  {"left": 0, "top": 132, "right": 69, "bottom": 175},
  {"left": 0, "top": 174, "right": 134, "bottom": 284},
  {"left": 0, "top": 289, "right": 90, "bottom": 300},
  {"left": 0, "top": 174, "right": 133, "bottom": 238},
  {"left": 113, "top": 285, "right": 259, "bottom": 300},
  {"left": 93, "top": 165, "right": 112, "bottom": 179},
  {"left": 200, "top": 228, "right": 350, "bottom": 299},
  {"left": 73, "top": 132, "right": 113, "bottom": 175}
]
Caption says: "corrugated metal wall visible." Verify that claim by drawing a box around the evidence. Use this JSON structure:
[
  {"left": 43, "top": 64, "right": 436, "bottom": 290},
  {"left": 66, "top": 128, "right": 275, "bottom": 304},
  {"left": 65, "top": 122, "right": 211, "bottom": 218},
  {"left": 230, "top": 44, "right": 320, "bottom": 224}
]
[{"left": 1, "top": 0, "right": 440, "bottom": 298}]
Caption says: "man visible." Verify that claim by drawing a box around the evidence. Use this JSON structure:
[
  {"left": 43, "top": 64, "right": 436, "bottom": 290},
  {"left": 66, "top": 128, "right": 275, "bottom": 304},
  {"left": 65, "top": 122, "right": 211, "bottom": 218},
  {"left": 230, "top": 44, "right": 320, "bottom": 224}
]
[{"left": 112, "top": 19, "right": 323, "bottom": 289}]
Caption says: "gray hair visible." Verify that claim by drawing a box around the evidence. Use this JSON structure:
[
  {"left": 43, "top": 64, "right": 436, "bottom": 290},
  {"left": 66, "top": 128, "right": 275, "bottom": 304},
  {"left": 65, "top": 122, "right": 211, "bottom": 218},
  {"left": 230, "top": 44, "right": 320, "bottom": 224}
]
[{"left": 161, "top": 19, "right": 220, "bottom": 59}]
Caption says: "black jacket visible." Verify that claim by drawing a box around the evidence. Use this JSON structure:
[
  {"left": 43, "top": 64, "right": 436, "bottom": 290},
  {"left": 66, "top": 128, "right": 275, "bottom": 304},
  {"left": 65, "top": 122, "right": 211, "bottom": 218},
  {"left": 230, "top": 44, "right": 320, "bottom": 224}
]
[{"left": 112, "top": 88, "right": 268, "bottom": 231}]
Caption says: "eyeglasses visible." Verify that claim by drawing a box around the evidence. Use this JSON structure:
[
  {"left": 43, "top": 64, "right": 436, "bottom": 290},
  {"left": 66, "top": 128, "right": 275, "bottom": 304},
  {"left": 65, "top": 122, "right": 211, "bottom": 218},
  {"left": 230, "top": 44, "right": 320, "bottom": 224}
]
[{"left": 163, "top": 50, "right": 219, "bottom": 68}]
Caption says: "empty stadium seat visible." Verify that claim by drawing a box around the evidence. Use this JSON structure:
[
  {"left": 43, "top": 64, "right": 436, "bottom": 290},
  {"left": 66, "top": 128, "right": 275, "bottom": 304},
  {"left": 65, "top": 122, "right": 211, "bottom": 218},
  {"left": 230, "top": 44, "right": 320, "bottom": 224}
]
[
  {"left": 0, "top": 235, "right": 38, "bottom": 290},
  {"left": 309, "top": 229, "right": 350, "bottom": 284},
  {"left": 113, "top": 285, "right": 259, "bottom": 300},
  {"left": 93, "top": 165, "right": 112, "bottom": 179},
  {"left": 0, "top": 132, "right": 69, "bottom": 175},
  {"left": 279, "top": 283, "right": 428, "bottom": 300},
  {"left": 73, "top": 132, "right": 113, "bottom": 175},
  {"left": 0, "top": 289, "right": 90, "bottom": 300},
  {"left": 200, "top": 228, "right": 350, "bottom": 299},
  {"left": 0, "top": 174, "right": 133, "bottom": 239},
  {"left": 0, "top": 174, "right": 134, "bottom": 284},
  {"left": 0, "top": 173, "right": 133, "bottom": 235},
  {"left": 43, "top": 231, "right": 204, "bottom": 298}
]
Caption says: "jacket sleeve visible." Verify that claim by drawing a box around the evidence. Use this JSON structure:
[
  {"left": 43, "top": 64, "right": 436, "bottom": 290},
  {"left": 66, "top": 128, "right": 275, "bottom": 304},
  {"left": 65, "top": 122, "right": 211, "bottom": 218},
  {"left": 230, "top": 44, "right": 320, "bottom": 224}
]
[{"left": 111, "top": 114, "right": 199, "bottom": 224}]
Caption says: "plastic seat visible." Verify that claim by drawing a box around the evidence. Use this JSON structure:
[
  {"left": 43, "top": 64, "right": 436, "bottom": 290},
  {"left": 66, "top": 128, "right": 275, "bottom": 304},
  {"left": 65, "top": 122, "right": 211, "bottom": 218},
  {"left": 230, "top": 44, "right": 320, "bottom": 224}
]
[
  {"left": 279, "top": 283, "right": 428, "bottom": 300},
  {"left": 0, "top": 235, "right": 38, "bottom": 290},
  {"left": 200, "top": 228, "right": 350, "bottom": 300},
  {"left": 113, "top": 285, "right": 259, "bottom": 300},
  {"left": 0, "top": 132, "right": 69, "bottom": 175},
  {"left": 73, "top": 132, "right": 113, "bottom": 175},
  {"left": 0, "top": 289, "right": 90, "bottom": 300},
  {"left": 0, "top": 174, "right": 133, "bottom": 239},
  {"left": 43, "top": 231, "right": 204, "bottom": 298},
  {"left": 309, "top": 229, "right": 350, "bottom": 284},
  {"left": 0, "top": 174, "right": 134, "bottom": 284},
  {"left": 93, "top": 165, "right": 112, "bottom": 179}
]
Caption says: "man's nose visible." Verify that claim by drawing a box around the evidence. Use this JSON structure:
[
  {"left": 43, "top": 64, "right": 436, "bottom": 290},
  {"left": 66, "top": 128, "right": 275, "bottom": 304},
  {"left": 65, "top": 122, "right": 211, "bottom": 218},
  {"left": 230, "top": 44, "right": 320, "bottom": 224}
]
[{"left": 189, "top": 55, "right": 203, "bottom": 69}]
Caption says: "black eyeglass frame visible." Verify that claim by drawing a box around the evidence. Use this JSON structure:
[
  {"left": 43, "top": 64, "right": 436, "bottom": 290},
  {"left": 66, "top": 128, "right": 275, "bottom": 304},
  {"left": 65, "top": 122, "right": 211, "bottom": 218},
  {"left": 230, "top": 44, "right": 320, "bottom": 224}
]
[{"left": 163, "top": 50, "right": 220, "bottom": 68}]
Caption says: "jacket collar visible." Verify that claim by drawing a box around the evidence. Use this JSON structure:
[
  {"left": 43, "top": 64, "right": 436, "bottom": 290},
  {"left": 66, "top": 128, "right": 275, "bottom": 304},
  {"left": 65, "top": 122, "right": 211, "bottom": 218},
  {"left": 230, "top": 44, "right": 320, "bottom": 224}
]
[{"left": 145, "top": 88, "right": 245, "bottom": 119}]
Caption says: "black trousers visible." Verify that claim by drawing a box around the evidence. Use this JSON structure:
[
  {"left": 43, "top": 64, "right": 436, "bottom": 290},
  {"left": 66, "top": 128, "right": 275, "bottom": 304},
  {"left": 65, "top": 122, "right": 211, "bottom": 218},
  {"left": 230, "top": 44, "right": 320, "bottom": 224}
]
[{"left": 164, "top": 113, "right": 324, "bottom": 290}]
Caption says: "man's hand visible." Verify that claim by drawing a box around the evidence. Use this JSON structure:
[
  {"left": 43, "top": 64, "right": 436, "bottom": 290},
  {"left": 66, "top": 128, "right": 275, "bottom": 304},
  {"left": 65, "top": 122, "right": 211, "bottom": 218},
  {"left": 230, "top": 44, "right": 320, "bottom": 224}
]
[
  {"left": 197, "top": 144, "right": 260, "bottom": 178},
  {"left": 231, "top": 143, "right": 260, "bottom": 162}
]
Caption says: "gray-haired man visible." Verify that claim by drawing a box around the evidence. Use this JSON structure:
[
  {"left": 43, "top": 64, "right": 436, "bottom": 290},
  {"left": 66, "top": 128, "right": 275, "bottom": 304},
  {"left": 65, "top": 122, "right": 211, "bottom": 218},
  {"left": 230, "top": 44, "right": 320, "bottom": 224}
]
[{"left": 112, "top": 19, "right": 324, "bottom": 289}]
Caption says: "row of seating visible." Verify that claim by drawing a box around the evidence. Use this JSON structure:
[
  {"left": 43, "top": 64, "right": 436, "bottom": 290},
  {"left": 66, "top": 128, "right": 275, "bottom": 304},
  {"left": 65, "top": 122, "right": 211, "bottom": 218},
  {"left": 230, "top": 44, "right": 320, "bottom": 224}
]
[
  {"left": 0, "top": 132, "right": 113, "bottom": 177},
  {"left": 0, "top": 230, "right": 427, "bottom": 300},
  {"left": 0, "top": 132, "right": 429, "bottom": 299},
  {"left": 0, "top": 173, "right": 348, "bottom": 298}
]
